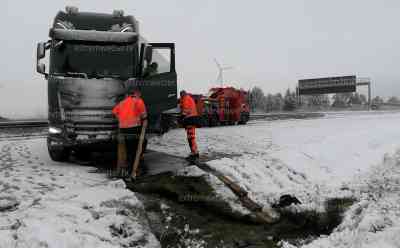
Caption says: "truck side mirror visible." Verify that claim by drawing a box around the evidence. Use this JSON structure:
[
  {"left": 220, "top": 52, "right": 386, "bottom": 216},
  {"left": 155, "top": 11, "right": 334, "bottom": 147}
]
[
  {"left": 145, "top": 45, "right": 153, "bottom": 64},
  {"left": 36, "top": 42, "right": 49, "bottom": 77},
  {"left": 37, "top": 43, "right": 46, "bottom": 59},
  {"left": 37, "top": 63, "right": 46, "bottom": 74}
]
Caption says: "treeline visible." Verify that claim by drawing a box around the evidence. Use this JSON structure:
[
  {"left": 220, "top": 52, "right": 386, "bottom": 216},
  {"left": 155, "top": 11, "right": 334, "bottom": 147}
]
[
  {"left": 249, "top": 87, "right": 297, "bottom": 112},
  {"left": 249, "top": 86, "right": 393, "bottom": 112}
]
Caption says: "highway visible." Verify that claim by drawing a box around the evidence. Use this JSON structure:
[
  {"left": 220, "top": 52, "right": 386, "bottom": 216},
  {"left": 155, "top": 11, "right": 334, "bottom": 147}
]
[{"left": 0, "top": 112, "right": 324, "bottom": 129}]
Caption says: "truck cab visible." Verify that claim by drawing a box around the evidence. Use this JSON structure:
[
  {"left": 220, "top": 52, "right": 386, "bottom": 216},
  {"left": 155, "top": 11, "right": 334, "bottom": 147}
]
[{"left": 36, "top": 7, "right": 177, "bottom": 161}]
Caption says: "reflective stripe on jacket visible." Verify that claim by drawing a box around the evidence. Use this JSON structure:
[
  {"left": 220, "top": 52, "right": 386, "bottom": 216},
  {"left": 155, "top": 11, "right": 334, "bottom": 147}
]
[
  {"left": 180, "top": 94, "right": 198, "bottom": 117},
  {"left": 112, "top": 96, "right": 147, "bottom": 128}
]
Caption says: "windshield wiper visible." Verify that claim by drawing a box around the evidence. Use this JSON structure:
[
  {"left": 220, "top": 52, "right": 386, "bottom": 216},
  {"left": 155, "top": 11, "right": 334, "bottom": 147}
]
[
  {"left": 94, "top": 74, "right": 124, "bottom": 79},
  {"left": 52, "top": 72, "right": 88, "bottom": 79},
  {"left": 54, "top": 72, "right": 125, "bottom": 80},
  {"left": 66, "top": 72, "right": 88, "bottom": 79}
]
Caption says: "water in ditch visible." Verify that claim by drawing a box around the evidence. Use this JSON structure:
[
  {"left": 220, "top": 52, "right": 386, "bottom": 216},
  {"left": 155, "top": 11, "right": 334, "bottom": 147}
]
[
  {"left": 83, "top": 150, "right": 356, "bottom": 247},
  {"left": 131, "top": 175, "right": 355, "bottom": 248}
]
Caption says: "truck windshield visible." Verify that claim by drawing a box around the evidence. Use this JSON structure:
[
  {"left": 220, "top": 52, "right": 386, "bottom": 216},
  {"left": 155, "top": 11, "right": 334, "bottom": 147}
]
[{"left": 51, "top": 41, "right": 137, "bottom": 79}]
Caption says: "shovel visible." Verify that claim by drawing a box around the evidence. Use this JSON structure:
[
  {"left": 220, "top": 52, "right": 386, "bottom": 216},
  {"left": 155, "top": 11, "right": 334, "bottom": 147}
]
[{"left": 131, "top": 120, "right": 148, "bottom": 179}]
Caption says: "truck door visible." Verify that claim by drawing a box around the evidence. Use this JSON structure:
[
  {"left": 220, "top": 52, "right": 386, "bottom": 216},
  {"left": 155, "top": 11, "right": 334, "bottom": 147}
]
[{"left": 138, "top": 43, "right": 177, "bottom": 133}]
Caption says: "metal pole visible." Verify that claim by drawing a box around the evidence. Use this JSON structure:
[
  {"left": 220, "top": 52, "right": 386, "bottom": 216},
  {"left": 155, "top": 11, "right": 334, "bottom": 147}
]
[
  {"left": 297, "top": 85, "right": 301, "bottom": 106},
  {"left": 368, "top": 82, "right": 371, "bottom": 110},
  {"left": 356, "top": 79, "right": 372, "bottom": 110},
  {"left": 296, "top": 86, "right": 299, "bottom": 106}
]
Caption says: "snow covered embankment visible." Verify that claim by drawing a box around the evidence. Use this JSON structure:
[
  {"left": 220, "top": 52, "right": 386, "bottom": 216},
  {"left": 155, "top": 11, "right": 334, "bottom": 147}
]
[
  {"left": 0, "top": 139, "right": 159, "bottom": 248},
  {"left": 281, "top": 150, "right": 400, "bottom": 248},
  {"left": 150, "top": 112, "right": 400, "bottom": 246}
]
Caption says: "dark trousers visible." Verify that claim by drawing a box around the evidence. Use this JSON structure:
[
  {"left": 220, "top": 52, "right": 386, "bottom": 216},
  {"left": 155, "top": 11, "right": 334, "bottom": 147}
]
[{"left": 119, "top": 126, "right": 147, "bottom": 172}]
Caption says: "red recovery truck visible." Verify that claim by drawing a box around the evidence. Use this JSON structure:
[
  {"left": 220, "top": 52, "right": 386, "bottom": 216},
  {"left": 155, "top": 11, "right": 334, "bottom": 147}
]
[{"left": 192, "top": 87, "right": 250, "bottom": 127}]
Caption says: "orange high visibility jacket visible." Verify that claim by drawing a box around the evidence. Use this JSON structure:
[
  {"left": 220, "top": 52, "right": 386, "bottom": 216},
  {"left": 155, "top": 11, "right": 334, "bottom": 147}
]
[
  {"left": 180, "top": 94, "right": 198, "bottom": 117},
  {"left": 112, "top": 96, "right": 147, "bottom": 128}
]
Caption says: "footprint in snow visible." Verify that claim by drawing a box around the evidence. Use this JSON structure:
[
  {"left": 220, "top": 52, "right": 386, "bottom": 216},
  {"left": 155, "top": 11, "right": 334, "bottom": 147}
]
[
  {"left": 12, "top": 178, "right": 21, "bottom": 183},
  {"left": 37, "top": 182, "right": 48, "bottom": 187}
]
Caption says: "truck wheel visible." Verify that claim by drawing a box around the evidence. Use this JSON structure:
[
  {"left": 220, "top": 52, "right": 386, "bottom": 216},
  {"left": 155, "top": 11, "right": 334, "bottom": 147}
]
[
  {"left": 209, "top": 114, "right": 219, "bottom": 127},
  {"left": 238, "top": 113, "right": 249, "bottom": 125},
  {"left": 73, "top": 149, "right": 91, "bottom": 160},
  {"left": 198, "top": 116, "right": 207, "bottom": 127},
  {"left": 47, "top": 138, "right": 70, "bottom": 162}
]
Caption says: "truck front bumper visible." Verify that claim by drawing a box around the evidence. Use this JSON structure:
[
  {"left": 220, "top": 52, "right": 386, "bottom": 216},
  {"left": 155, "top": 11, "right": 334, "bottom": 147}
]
[{"left": 48, "top": 132, "right": 118, "bottom": 150}]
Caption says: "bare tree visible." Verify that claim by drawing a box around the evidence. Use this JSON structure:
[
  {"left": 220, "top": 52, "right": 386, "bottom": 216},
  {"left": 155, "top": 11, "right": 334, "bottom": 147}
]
[
  {"left": 283, "top": 88, "right": 297, "bottom": 111},
  {"left": 249, "top": 87, "right": 266, "bottom": 112},
  {"left": 387, "top": 96, "right": 400, "bottom": 104},
  {"left": 372, "top": 96, "right": 384, "bottom": 106}
]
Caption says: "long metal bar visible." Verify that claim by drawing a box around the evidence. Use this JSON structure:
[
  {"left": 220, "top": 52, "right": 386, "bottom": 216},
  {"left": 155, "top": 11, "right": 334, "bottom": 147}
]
[
  {"left": 368, "top": 83, "right": 371, "bottom": 110},
  {"left": 0, "top": 120, "right": 48, "bottom": 129},
  {"left": 0, "top": 112, "right": 325, "bottom": 130}
]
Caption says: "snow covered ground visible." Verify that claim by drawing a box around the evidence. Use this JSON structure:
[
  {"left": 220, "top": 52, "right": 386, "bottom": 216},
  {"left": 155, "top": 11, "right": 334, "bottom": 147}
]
[
  {"left": 1, "top": 111, "right": 400, "bottom": 248},
  {"left": 150, "top": 111, "right": 400, "bottom": 247},
  {"left": 285, "top": 150, "right": 400, "bottom": 248},
  {"left": 0, "top": 139, "right": 159, "bottom": 248}
]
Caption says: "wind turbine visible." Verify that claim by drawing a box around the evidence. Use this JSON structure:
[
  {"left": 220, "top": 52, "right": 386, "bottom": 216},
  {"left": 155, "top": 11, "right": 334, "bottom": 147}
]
[{"left": 214, "top": 58, "right": 233, "bottom": 87}]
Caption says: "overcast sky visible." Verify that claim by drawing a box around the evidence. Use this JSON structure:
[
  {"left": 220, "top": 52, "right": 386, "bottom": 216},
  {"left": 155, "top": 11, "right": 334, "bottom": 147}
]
[{"left": 1, "top": 0, "right": 400, "bottom": 118}]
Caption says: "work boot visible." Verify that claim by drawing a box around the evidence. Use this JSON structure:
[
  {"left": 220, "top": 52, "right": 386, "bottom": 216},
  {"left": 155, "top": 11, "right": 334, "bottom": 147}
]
[
  {"left": 185, "top": 153, "right": 200, "bottom": 163},
  {"left": 136, "top": 161, "right": 147, "bottom": 177}
]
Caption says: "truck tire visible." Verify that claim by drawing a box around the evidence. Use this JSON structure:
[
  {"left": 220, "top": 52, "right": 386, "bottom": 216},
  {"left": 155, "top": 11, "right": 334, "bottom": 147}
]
[
  {"left": 47, "top": 138, "right": 70, "bottom": 162},
  {"left": 209, "top": 114, "right": 219, "bottom": 127},
  {"left": 201, "top": 116, "right": 208, "bottom": 127},
  {"left": 238, "top": 113, "right": 249, "bottom": 125}
]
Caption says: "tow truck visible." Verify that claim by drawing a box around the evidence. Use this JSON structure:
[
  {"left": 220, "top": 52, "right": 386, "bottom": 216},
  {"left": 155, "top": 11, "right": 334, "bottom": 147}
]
[{"left": 192, "top": 87, "right": 250, "bottom": 126}]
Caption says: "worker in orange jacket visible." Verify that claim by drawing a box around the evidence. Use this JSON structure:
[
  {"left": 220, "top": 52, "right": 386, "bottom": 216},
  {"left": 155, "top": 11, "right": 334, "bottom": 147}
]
[
  {"left": 112, "top": 88, "right": 148, "bottom": 175},
  {"left": 179, "top": 90, "right": 200, "bottom": 161}
]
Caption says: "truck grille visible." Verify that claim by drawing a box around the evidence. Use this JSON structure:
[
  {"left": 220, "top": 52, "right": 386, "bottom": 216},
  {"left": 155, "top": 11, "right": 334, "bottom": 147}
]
[{"left": 64, "top": 109, "right": 118, "bottom": 135}]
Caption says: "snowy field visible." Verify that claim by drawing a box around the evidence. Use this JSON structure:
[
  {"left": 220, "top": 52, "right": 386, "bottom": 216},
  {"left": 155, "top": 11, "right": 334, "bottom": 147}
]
[
  {"left": 0, "top": 111, "right": 400, "bottom": 247},
  {"left": 150, "top": 111, "right": 400, "bottom": 247},
  {"left": 0, "top": 139, "right": 159, "bottom": 248}
]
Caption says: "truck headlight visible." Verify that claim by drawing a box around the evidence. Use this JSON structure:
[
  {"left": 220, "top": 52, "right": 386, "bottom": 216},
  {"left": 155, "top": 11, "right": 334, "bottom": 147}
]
[{"left": 49, "top": 127, "right": 62, "bottom": 134}]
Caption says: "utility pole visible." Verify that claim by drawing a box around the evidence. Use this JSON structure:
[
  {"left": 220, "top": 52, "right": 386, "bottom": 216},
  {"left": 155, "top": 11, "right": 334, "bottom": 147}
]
[
  {"left": 296, "top": 85, "right": 301, "bottom": 107},
  {"left": 356, "top": 78, "right": 372, "bottom": 110}
]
